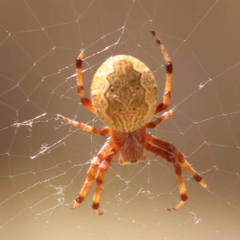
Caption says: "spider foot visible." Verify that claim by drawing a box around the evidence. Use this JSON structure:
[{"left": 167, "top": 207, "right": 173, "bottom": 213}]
[
  {"left": 71, "top": 197, "right": 82, "bottom": 209},
  {"left": 162, "top": 107, "right": 175, "bottom": 119},
  {"left": 57, "top": 114, "right": 63, "bottom": 119},
  {"left": 93, "top": 209, "right": 103, "bottom": 215},
  {"left": 77, "top": 50, "right": 85, "bottom": 60},
  {"left": 167, "top": 207, "right": 176, "bottom": 212},
  {"left": 167, "top": 194, "right": 188, "bottom": 212},
  {"left": 151, "top": 30, "right": 162, "bottom": 44},
  {"left": 71, "top": 202, "right": 80, "bottom": 209},
  {"left": 92, "top": 203, "right": 103, "bottom": 215},
  {"left": 191, "top": 171, "right": 208, "bottom": 190},
  {"left": 167, "top": 203, "right": 185, "bottom": 212},
  {"left": 76, "top": 50, "right": 85, "bottom": 69},
  {"left": 200, "top": 180, "right": 208, "bottom": 190},
  {"left": 57, "top": 114, "right": 71, "bottom": 124}
]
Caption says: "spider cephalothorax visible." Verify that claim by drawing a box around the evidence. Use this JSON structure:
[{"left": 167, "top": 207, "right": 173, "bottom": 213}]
[
  {"left": 58, "top": 30, "right": 208, "bottom": 215},
  {"left": 112, "top": 128, "right": 147, "bottom": 165}
]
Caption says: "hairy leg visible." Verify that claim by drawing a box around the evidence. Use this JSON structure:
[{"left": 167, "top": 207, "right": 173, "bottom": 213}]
[
  {"left": 147, "top": 133, "right": 208, "bottom": 189},
  {"left": 151, "top": 31, "right": 173, "bottom": 114},
  {"left": 145, "top": 107, "right": 175, "bottom": 128},
  {"left": 76, "top": 51, "right": 95, "bottom": 113},
  {"left": 72, "top": 138, "right": 118, "bottom": 211},
  {"left": 58, "top": 114, "right": 111, "bottom": 136},
  {"left": 92, "top": 151, "right": 117, "bottom": 215},
  {"left": 144, "top": 141, "right": 187, "bottom": 211}
]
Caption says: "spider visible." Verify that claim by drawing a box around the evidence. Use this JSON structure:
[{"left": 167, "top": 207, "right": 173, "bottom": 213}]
[{"left": 58, "top": 30, "right": 208, "bottom": 215}]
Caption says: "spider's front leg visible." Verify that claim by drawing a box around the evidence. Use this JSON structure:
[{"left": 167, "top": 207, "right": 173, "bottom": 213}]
[
  {"left": 57, "top": 114, "right": 111, "bottom": 136},
  {"left": 151, "top": 30, "right": 173, "bottom": 114},
  {"left": 76, "top": 50, "right": 95, "bottom": 114}
]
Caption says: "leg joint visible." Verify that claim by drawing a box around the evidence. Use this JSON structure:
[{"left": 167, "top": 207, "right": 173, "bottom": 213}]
[
  {"left": 76, "top": 58, "right": 82, "bottom": 69},
  {"left": 166, "top": 61, "right": 173, "bottom": 73},
  {"left": 181, "top": 194, "right": 188, "bottom": 202}
]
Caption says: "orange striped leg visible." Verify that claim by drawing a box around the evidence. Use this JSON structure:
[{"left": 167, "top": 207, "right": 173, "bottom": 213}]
[
  {"left": 173, "top": 149, "right": 208, "bottom": 189},
  {"left": 72, "top": 159, "right": 98, "bottom": 209},
  {"left": 57, "top": 114, "right": 111, "bottom": 136},
  {"left": 76, "top": 51, "right": 95, "bottom": 114},
  {"left": 145, "top": 107, "right": 175, "bottom": 129},
  {"left": 92, "top": 150, "right": 117, "bottom": 215},
  {"left": 147, "top": 134, "right": 208, "bottom": 189},
  {"left": 144, "top": 141, "right": 187, "bottom": 211},
  {"left": 151, "top": 31, "right": 173, "bottom": 114},
  {"left": 72, "top": 138, "right": 117, "bottom": 210}
]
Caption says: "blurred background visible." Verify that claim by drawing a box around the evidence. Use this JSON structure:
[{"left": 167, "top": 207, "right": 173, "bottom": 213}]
[{"left": 0, "top": 0, "right": 240, "bottom": 239}]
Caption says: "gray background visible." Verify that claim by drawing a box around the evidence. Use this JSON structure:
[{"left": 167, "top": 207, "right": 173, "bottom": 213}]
[{"left": 1, "top": 0, "right": 240, "bottom": 239}]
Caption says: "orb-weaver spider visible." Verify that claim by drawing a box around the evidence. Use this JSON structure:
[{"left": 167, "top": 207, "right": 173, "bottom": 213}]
[{"left": 58, "top": 31, "right": 208, "bottom": 215}]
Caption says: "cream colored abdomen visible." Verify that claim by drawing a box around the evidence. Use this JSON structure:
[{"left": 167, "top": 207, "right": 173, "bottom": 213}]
[{"left": 91, "top": 55, "right": 157, "bottom": 132}]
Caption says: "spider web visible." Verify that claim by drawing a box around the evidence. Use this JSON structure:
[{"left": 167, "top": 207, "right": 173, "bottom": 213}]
[{"left": 1, "top": 0, "right": 240, "bottom": 239}]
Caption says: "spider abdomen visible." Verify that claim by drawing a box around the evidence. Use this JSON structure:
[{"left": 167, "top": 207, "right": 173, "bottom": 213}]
[{"left": 91, "top": 55, "right": 157, "bottom": 132}]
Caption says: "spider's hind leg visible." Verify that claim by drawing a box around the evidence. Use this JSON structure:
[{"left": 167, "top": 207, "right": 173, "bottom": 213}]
[
  {"left": 72, "top": 138, "right": 118, "bottom": 213},
  {"left": 72, "top": 157, "right": 99, "bottom": 209},
  {"left": 144, "top": 141, "right": 188, "bottom": 211},
  {"left": 147, "top": 133, "right": 208, "bottom": 190},
  {"left": 92, "top": 151, "right": 117, "bottom": 215}
]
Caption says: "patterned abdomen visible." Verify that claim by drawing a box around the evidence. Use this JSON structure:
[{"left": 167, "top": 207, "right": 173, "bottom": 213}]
[{"left": 91, "top": 55, "right": 157, "bottom": 132}]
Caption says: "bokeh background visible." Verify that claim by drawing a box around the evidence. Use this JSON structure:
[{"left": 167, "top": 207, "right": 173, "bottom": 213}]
[{"left": 1, "top": 0, "right": 240, "bottom": 239}]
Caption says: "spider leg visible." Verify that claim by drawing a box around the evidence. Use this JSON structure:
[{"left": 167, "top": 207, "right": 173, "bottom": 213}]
[
  {"left": 76, "top": 51, "right": 96, "bottom": 114},
  {"left": 92, "top": 150, "right": 117, "bottom": 215},
  {"left": 144, "top": 141, "right": 187, "bottom": 211},
  {"left": 147, "top": 133, "right": 208, "bottom": 189},
  {"left": 72, "top": 138, "right": 118, "bottom": 211},
  {"left": 57, "top": 114, "right": 111, "bottom": 136},
  {"left": 145, "top": 107, "right": 175, "bottom": 128},
  {"left": 151, "top": 31, "right": 173, "bottom": 114},
  {"left": 72, "top": 158, "right": 98, "bottom": 209}
]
